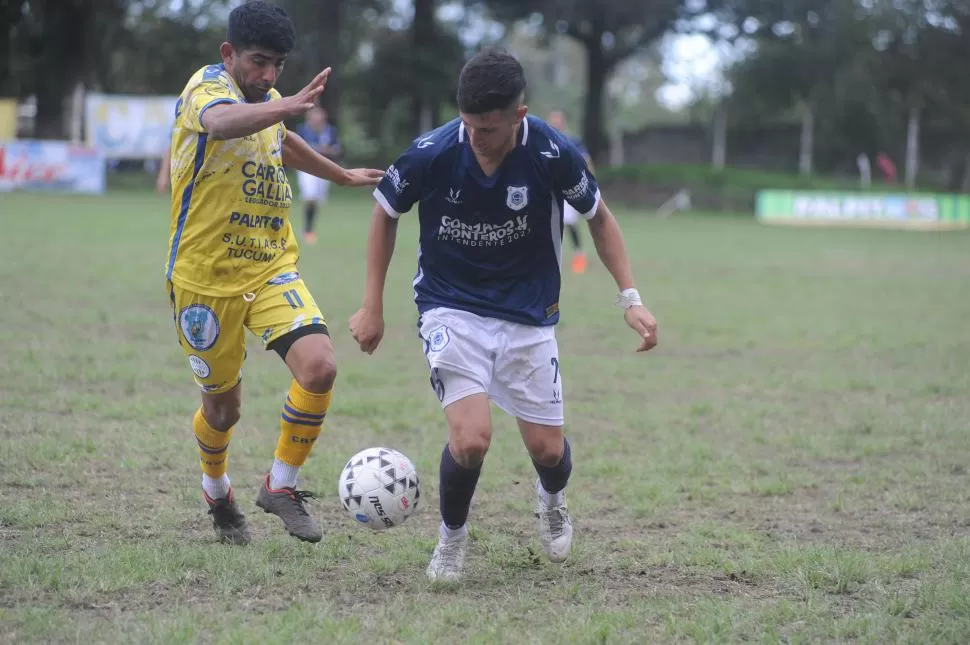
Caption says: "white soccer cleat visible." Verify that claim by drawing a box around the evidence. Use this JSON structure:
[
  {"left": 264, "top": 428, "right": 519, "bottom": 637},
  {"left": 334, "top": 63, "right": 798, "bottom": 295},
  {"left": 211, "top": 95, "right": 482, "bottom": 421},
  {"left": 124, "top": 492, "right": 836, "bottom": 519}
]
[
  {"left": 426, "top": 530, "right": 468, "bottom": 582},
  {"left": 535, "top": 480, "right": 573, "bottom": 563}
]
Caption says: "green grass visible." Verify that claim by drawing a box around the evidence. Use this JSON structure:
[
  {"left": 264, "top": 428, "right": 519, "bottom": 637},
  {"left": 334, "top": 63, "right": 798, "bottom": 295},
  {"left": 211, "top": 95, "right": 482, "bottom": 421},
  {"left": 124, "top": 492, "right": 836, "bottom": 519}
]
[{"left": 1, "top": 187, "right": 970, "bottom": 644}]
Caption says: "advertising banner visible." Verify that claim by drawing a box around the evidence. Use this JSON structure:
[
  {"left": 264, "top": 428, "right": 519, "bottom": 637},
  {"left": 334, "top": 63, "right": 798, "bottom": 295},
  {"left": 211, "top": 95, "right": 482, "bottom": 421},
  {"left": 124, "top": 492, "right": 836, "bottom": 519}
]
[
  {"left": 757, "top": 190, "right": 970, "bottom": 230},
  {"left": 85, "top": 93, "right": 177, "bottom": 159},
  {"left": 0, "top": 140, "right": 106, "bottom": 194}
]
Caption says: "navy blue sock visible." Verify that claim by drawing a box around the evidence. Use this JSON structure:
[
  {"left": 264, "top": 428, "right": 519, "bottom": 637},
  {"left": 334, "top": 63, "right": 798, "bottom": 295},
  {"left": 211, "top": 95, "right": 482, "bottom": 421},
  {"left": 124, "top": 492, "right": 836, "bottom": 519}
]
[
  {"left": 533, "top": 438, "right": 572, "bottom": 494},
  {"left": 304, "top": 202, "right": 317, "bottom": 233},
  {"left": 439, "top": 444, "right": 482, "bottom": 529},
  {"left": 568, "top": 224, "right": 582, "bottom": 250}
]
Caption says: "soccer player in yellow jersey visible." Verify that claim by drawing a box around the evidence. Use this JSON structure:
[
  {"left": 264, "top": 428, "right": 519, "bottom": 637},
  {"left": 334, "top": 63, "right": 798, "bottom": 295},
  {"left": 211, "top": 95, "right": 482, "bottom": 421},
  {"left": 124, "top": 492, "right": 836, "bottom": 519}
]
[{"left": 165, "top": 1, "right": 383, "bottom": 545}]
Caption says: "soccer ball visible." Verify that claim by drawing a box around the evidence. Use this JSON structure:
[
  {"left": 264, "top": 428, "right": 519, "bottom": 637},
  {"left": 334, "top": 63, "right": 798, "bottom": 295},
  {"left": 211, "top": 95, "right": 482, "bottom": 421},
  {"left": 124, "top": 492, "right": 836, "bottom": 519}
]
[{"left": 338, "top": 447, "right": 420, "bottom": 531}]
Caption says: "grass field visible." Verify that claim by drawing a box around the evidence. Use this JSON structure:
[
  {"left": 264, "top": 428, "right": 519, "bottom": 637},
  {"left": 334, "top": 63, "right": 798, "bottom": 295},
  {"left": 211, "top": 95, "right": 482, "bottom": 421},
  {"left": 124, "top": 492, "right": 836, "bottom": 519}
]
[{"left": 2, "top": 187, "right": 970, "bottom": 644}]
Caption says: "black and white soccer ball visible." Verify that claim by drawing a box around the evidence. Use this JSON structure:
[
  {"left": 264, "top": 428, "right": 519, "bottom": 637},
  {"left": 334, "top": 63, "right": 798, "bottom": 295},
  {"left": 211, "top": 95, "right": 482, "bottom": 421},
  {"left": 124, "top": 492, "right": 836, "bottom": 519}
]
[{"left": 338, "top": 447, "right": 420, "bottom": 531}]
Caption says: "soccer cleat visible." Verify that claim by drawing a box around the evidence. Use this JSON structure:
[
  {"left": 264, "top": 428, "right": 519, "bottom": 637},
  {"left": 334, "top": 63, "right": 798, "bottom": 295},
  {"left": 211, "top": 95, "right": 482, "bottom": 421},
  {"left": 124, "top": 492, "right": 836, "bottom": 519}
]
[
  {"left": 255, "top": 474, "right": 323, "bottom": 543},
  {"left": 534, "top": 480, "right": 573, "bottom": 563},
  {"left": 426, "top": 530, "right": 468, "bottom": 582},
  {"left": 570, "top": 252, "right": 587, "bottom": 274},
  {"left": 203, "top": 489, "right": 252, "bottom": 545}
]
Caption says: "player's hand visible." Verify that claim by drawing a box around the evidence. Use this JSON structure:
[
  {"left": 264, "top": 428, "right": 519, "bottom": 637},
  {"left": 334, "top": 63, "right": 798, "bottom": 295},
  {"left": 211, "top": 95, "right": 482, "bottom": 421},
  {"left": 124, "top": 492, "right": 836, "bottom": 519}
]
[
  {"left": 349, "top": 307, "right": 385, "bottom": 354},
  {"left": 283, "top": 68, "right": 331, "bottom": 117},
  {"left": 624, "top": 305, "right": 658, "bottom": 352},
  {"left": 340, "top": 168, "right": 384, "bottom": 187}
]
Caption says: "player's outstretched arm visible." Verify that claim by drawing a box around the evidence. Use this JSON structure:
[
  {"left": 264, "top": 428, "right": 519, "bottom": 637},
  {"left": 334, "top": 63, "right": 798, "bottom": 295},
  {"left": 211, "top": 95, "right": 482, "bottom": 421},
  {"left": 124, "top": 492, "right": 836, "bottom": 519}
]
[
  {"left": 349, "top": 203, "right": 399, "bottom": 354},
  {"left": 202, "top": 69, "right": 331, "bottom": 141},
  {"left": 586, "top": 198, "right": 659, "bottom": 352},
  {"left": 282, "top": 131, "right": 383, "bottom": 186}
]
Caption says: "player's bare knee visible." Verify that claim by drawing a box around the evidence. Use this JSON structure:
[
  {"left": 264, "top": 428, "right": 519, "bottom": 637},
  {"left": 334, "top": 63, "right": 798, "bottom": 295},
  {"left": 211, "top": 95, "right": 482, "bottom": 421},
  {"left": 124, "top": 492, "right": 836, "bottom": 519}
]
[
  {"left": 294, "top": 353, "right": 337, "bottom": 393},
  {"left": 449, "top": 425, "right": 491, "bottom": 467},
  {"left": 524, "top": 433, "right": 565, "bottom": 467}
]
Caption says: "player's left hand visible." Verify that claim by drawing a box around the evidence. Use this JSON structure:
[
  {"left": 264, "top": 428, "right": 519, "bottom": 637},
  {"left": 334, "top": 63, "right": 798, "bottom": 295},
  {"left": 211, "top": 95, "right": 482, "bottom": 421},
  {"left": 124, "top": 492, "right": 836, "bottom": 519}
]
[
  {"left": 341, "top": 168, "right": 384, "bottom": 187},
  {"left": 624, "top": 305, "right": 658, "bottom": 352}
]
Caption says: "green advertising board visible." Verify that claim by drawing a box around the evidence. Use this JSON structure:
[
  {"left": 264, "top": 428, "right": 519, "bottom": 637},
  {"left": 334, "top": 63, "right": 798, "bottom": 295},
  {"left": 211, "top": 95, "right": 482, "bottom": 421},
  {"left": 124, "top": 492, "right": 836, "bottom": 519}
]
[{"left": 757, "top": 190, "right": 970, "bottom": 230}]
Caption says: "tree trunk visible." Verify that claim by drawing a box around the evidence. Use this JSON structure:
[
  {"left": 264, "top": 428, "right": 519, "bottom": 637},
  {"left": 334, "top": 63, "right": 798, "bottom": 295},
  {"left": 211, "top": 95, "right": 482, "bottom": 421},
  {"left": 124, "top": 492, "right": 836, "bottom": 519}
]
[
  {"left": 311, "top": 0, "right": 344, "bottom": 125},
  {"left": 799, "top": 100, "right": 814, "bottom": 176},
  {"left": 711, "top": 103, "right": 727, "bottom": 170},
  {"left": 411, "top": 0, "right": 435, "bottom": 136},
  {"left": 961, "top": 150, "right": 970, "bottom": 193},
  {"left": 582, "top": 39, "right": 609, "bottom": 164},
  {"left": 29, "top": 0, "right": 90, "bottom": 139},
  {"left": 905, "top": 103, "right": 921, "bottom": 190}
]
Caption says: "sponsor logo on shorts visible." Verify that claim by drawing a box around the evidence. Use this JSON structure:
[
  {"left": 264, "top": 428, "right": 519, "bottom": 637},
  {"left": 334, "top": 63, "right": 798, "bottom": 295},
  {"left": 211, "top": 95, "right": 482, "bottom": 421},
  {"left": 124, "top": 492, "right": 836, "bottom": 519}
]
[{"left": 188, "top": 355, "right": 210, "bottom": 378}]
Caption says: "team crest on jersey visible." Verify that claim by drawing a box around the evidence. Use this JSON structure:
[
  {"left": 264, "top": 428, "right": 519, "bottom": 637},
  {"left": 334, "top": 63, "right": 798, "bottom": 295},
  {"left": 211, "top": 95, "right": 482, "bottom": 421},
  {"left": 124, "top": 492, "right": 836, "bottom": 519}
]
[
  {"left": 179, "top": 304, "right": 220, "bottom": 352},
  {"left": 506, "top": 186, "right": 529, "bottom": 211},
  {"left": 271, "top": 127, "right": 284, "bottom": 159}
]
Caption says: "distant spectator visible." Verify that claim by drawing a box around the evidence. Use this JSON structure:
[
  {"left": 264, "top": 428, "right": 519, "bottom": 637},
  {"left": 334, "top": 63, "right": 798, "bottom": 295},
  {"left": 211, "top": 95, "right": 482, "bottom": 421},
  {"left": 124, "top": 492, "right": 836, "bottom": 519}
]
[{"left": 877, "top": 152, "right": 897, "bottom": 184}]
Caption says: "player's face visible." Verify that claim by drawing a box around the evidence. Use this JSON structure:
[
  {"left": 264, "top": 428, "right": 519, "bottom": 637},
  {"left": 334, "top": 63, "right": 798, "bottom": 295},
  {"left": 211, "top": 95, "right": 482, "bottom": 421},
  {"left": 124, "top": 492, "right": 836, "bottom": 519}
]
[
  {"left": 460, "top": 105, "right": 527, "bottom": 160},
  {"left": 221, "top": 43, "right": 287, "bottom": 103}
]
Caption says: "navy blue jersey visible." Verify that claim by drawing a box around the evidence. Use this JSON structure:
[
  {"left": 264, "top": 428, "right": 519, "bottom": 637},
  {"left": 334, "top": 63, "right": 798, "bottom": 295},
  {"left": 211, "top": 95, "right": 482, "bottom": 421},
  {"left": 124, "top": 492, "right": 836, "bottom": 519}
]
[
  {"left": 567, "top": 134, "right": 589, "bottom": 159},
  {"left": 374, "top": 115, "right": 600, "bottom": 326},
  {"left": 297, "top": 123, "right": 340, "bottom": 157}
]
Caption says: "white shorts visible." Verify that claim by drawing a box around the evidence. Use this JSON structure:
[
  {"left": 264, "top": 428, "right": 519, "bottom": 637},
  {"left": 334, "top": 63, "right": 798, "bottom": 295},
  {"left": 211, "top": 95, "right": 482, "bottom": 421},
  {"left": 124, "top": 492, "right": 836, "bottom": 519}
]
[
  {"left": 297, "top": 172, "right": 330, "bottom": 202},
  {"left": 418, "top": 307, "right": 564, "bottom": 426},
  {"left": 563, "top": 203, "right": 580, "bottom": 226}
]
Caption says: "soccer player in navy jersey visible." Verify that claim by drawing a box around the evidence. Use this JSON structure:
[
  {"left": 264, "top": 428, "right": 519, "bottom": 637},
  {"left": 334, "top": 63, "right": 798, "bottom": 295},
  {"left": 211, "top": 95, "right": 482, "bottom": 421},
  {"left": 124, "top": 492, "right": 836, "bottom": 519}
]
[{"left": 349, "top": 48, "right": 658, "bottom": 582}]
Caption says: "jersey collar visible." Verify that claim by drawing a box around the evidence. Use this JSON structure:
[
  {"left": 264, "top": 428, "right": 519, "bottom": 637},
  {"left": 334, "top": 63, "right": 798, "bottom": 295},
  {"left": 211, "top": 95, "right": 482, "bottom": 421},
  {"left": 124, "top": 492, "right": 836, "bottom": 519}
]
[{"left": 457, "top": 116, "right": 529, "bottom": 147}]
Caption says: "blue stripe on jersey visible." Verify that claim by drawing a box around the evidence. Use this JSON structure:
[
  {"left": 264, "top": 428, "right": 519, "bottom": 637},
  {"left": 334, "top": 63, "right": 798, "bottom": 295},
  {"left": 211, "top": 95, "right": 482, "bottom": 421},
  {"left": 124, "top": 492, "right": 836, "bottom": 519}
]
[
  {"left": 166, "top": 132, "right": 209, "bottom": 279},
  {"left": 198, "top": 97, "right": 236, "bottom": 123}
]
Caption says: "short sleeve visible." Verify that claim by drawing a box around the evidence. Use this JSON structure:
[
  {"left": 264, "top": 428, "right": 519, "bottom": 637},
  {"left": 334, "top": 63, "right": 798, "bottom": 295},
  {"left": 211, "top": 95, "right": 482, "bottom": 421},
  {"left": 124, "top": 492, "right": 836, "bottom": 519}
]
[
  {"left": 373, "top": 145, "right": 426, "bottom": 219},
  {"left": 180, "top": 67, "right": 239, "bottom": 133},
  {"left": 553, "top": 136, "right": 600, "bottom": 218}
]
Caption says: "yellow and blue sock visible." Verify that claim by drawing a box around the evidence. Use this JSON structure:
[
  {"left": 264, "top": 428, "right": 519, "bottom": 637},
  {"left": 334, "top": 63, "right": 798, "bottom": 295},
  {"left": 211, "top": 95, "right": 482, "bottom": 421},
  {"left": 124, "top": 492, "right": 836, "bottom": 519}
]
[
  {"left": 193, "top": 409, "right": 234, "bottom": 499},
  {"left": 269, "top": 380, "right": 331, "bottom": 490}
]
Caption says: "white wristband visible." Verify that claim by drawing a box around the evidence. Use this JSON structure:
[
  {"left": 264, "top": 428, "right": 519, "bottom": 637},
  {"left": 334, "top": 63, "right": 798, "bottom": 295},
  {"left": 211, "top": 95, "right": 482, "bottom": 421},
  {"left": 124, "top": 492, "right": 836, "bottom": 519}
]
[{"left": 615, "top": 288, "right": 643, "bottom": 309}]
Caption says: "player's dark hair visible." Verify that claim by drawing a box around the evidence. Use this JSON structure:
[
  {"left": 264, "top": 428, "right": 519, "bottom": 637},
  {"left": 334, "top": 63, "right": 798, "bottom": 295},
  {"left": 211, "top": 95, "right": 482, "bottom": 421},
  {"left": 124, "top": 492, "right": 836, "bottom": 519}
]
[
  {"left": 457, "top": 48, "right": 526, "bottom": 114},
  {"left": 227, "top": 1, "right": 295, "bottom": 55}
]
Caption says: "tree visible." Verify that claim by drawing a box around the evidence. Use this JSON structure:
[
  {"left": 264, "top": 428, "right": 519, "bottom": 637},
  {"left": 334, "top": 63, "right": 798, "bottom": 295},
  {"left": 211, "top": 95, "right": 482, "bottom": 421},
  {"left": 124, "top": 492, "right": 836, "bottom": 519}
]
[
  {"left": 717, "top": 0, "right": 970, "bottom": 184},
  {"left": 5, "top": 0, "right": 108, "bottom": 138},
  {"left": 472, "top": 0, "right": 689, "bottom": 162},
  {"left": 722, "top": 1, "right": 880, "bottom": 175}
]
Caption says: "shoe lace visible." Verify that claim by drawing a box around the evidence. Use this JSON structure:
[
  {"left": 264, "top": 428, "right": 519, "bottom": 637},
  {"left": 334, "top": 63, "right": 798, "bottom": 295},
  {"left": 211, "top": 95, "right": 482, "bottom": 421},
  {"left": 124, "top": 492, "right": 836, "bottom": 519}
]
[
  {"left": 436, "top": 539, "right": 464, "bottom": 567},
  {"left": 284, "top": 489, "right": 317, "bottom": 516},
  {"left": 540, "top": 505, "right": 570, "bottom": 536}
]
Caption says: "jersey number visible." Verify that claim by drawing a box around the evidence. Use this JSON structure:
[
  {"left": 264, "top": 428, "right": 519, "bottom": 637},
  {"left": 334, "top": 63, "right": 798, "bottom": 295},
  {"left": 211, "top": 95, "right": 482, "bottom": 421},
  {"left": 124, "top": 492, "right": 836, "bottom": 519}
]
[
  {"left": 551, "top": 357, "right": 560, "bottom": 383},
  {"left": 282, "top": 289, "right": 304, "bottom": 309}
]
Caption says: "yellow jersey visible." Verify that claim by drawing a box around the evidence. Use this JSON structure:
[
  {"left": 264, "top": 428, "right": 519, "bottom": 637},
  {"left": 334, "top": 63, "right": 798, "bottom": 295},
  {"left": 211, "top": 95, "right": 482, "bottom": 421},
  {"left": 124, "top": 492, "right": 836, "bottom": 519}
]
[{"left": 165, "top": 64, "right": 298, "bottom": 296}]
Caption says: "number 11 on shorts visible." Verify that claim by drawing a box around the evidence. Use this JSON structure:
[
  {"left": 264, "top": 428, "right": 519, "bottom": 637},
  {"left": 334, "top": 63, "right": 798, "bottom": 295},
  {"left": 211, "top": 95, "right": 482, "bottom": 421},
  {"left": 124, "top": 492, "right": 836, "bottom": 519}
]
[{"left": 282, "top": 289, "right": 304, "bottom": 309}]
